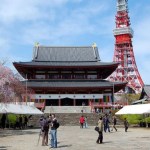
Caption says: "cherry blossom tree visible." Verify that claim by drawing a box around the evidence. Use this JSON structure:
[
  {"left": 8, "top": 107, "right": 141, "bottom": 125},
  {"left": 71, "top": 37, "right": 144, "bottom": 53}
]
[{"left": 0, "top": 64, "right": 26, "bottom": 103}]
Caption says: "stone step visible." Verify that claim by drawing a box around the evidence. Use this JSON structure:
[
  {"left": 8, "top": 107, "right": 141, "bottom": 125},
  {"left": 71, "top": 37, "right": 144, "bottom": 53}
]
[
  {"left": 28, "top": 113, "right": 124, "bottom": 127},
  {"left": 44, "top": 106, "right": 91, "bottom": 113}
]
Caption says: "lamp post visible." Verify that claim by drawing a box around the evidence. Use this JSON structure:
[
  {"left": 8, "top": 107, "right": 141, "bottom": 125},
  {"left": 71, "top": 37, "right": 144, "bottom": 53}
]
[
  {"left": 125, "top": 91, "right": 128, "bottom": 105},
  {"left": 112, "top": 82, "right": 115, "bottom": 110},
  {"left": 25, "top": 74, "right": 28, "bottom": 105}
]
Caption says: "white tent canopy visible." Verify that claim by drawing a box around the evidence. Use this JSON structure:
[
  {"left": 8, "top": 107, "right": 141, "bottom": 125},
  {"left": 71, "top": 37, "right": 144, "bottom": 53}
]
[
  {"left": 115, "top": 104, "right": 150, "bottom": 115},
  {"left": 0, "top": 103, "right": 44, "bottom": 115}
]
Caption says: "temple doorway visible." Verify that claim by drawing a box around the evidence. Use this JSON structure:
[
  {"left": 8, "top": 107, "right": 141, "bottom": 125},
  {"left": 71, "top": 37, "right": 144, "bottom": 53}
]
[
  {"left": 45, "top": 99, "right": 59, "bottom": 106},
  {"left": 76, "top": 99, "right": 88, "bottom": 106},
  {"left": 61, "top": 98, "right": 74, "bottom": 106}
]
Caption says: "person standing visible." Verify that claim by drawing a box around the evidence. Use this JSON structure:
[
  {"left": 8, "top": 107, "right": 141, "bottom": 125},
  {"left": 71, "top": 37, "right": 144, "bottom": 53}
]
[
  {"left": 50, "top": 114, "right": 58, "bottom": 148},
  {"left": 96, "top": 117, "right": 103, "bottom": 144},
  {"left": 84, "top": 116, "right": 88, "bottom": 128},
  {"left": 103, "top": 115, "right": 110, "bottom": 132},
  {"left": 111, "top": 116, "right": 117, "bottom": 131},
  {"left": 124, "top": 118, "right": 129, "bottom": 132},
  {"left": 39, "top": 116, "right": 49, "bottom": 146},
  {"left": 19, "top": 115, "right": 23, "bottom": 129},
  {"left": 15, "top": 116, "right": 19, "bottom": 129},
  {"left": 1, "top": 114, "right": 6, "bottom": 129},
  {"left": 79, "top": 115, "right": 85, "bottom": 128},
  {"left": 23, "top": 116, "right": 28, "bottom": 129}
]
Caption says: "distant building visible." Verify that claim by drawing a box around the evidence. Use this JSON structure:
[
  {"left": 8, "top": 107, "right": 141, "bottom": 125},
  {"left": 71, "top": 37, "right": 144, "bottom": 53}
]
[
  {"left": 132, "top": 85, "right": 150, "bottom": 105},
  {"left": 140, "top": 85, "right": 150, "bottom": 100},
  {"left": 13, "top": 45, "right": 126, "bottom": 111}
]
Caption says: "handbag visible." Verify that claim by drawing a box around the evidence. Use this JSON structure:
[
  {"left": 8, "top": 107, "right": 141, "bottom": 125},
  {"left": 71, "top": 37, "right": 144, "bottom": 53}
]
[{"left": 95, "top": 126, "right": 99, "bottom": 132}]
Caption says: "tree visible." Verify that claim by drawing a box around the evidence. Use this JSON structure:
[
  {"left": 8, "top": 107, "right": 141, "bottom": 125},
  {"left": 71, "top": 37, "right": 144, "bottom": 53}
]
[{"left": 0, "top": 63, "right": 26, "bottom": 103}]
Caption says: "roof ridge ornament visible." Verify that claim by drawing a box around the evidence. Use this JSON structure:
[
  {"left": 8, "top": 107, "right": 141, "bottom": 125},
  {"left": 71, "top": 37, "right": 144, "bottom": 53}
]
[
  {"left": 92, "top": 43, "right": 97, "bottom": 49},
  {"left": 33, "top": 42, "right": 40, "bottom": 59},
  {"left": 92, "top": 43, "right": 97, "bottom": 59},
  {"left": 34, "top": 42, "right": 40, "bottom": 47}
]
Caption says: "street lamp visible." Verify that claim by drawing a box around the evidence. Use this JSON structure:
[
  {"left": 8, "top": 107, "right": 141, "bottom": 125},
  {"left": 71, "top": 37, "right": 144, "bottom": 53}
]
[
  {"left": 112, "top": 82, "right": 115, "bottom": 110},
  {"left": 25, "top": 74, "right": 28, "bottom": 105}
]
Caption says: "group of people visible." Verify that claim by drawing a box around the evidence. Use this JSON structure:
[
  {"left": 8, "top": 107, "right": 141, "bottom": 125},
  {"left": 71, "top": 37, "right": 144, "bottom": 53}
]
[
  {"left": 96, "top": 114, "right": 129, "bottom": 144},
  {"left": 0, "top": 114, "right": 28, "bottom": 129},
  {"left": 79, "top": 116, "right": 88, "bottom": 128},
  {"left": 79, "top": 113, "right": 125, "bottom": 144},
  {"left": 39, "top": 114, "right": 59, "bottom": 148},
  {"left": 15, "top": 115, "right": 28, "bottom": 129}
]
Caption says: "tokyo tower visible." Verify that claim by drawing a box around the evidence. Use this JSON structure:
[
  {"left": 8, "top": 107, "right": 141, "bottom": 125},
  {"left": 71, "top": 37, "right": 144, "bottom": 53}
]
[{"left": 109, "top": 0, "right": 144, "bottom": 93}]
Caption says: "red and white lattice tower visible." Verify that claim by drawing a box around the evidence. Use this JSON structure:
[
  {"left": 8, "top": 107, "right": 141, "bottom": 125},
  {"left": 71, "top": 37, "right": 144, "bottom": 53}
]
[{"left": 109, "top": 0, "right": 144, "bottom": 93}]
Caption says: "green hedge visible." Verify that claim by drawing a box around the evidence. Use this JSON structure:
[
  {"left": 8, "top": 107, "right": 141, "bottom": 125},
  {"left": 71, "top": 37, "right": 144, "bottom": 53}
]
[
  {"left": 0, "top": 114, "right": 19, "bottom": 126},
  {"left": 145, "top": 117, "right": 150, "bottom": 123},
  {"left": 7, "top": 114, "right": 17, "bottom": 125},
  {"left": 118, "top": 114, "right": 143, "bottom": 124}
]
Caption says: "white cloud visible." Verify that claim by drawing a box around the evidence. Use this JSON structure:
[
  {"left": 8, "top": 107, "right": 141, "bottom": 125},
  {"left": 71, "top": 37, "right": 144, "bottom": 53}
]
[
  {"left": 19, "top": 1, "right": 112, "bottom": 45},
  {"left": 0, "top": 0, "right": 149, "bottom": 85},
  {"left": 0, "top": 0, "right": 72, "bottom": 24}
]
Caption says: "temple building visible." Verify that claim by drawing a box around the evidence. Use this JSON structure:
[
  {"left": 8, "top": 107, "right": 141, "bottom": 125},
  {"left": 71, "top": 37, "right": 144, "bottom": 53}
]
[{"left": 13, "top": 44, "right": 126, "bottom": 111}]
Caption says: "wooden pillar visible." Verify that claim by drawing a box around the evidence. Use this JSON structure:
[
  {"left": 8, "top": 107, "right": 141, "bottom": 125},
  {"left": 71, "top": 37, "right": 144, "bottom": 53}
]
[
  {"left": 59, "top": 99, "right": 61, "bottom": 106},
  {"left": 73, "top": 99, "right": 76, "bottom": 106},
  {"left": 73, "top": 92, "right": 76, "bottom": 106},
  {"left": 58, "top": 92, "right": 61, "bottom": 106}
]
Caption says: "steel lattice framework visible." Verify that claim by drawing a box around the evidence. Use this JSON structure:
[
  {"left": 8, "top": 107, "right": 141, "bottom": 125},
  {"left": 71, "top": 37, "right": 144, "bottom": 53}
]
[{"left": 109, "top": 0, "right": 144, "bottom": 93}]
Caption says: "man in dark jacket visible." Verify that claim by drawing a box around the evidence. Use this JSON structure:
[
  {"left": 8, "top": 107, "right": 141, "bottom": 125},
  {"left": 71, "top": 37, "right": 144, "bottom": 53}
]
[
  {"left": 103, "top": 115, "right": 110, "bottom": 132},
  {"left": 124, "top": 118, "right": 129, "bottom": 132},
  {"left": 111, "top": 116, "right": 117, "bottom": 131},
  {"left": 49, "top": 114, "right": 58, "bottom": 148}
]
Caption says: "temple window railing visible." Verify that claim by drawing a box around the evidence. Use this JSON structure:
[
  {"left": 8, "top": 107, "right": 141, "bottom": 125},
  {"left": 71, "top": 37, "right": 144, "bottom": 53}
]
[
  {"left": 74, "top": 74, "right": 85, "bottom": 79},
  {"left": 61, "top": 74, "right": 72, "bottom": 79},
  {"left": 49, "top": 74, "right": 60, "bottom": 79},
  {"left": 35, "top": 74, "right": 46, "bottom": 79},
  {"left": 87, "top": 74, "right": 97, "bottom": 79}
]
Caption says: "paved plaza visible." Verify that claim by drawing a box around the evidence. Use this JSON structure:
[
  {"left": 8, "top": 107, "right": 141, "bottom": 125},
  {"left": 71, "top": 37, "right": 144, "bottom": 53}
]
[{"left": 0, "top": 126, "right": 150, "bottom": 150}]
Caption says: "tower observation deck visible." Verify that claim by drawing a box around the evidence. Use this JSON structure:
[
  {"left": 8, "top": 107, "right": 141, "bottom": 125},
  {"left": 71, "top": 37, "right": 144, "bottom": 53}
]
[{"left": 109, "top": 0, "right": 144, "bottom": 93}]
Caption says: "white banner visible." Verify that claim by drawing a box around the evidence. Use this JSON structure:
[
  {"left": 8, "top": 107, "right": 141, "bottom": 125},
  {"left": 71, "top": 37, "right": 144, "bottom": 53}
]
[{"left": 31, "top": 94, "right": 103, "bottom": 99}]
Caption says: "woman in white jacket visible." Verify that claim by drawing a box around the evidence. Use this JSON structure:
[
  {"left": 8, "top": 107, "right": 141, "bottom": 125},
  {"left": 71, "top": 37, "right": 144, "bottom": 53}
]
[{"left": 96, "top": 117, "right": 103, "bottom": 144}]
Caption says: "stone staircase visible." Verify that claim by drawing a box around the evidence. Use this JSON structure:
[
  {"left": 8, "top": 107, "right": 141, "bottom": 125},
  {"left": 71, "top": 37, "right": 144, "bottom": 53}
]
[
  {"left": 27, "top": 106, "right": 124, "bottom": 127},
  {"left": 28, "top": 113, "right": 124, "bottom": 127},
  {"left": 28, "top": 113, "right": 99, "bottom": 127},
  {"left": 44, "top": 106, "right": 91, "bottom": 113}
]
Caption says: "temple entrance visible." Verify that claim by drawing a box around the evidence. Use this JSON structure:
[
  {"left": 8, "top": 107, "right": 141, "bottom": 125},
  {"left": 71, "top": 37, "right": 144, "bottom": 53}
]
[
  {"left": 76, "top": 99, "right": 88, "bottom": 106},
  {"left": 45, "top": 99, "right": 59, "bottom": 106},
  {"left": 61, "top": 98, "right": 74, "bottom": 106}
]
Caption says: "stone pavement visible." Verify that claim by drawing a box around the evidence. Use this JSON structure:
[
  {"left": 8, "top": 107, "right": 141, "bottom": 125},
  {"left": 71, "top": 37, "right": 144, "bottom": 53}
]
[{"left": 0, "top": 126, "right": 150, "bottom": 150}]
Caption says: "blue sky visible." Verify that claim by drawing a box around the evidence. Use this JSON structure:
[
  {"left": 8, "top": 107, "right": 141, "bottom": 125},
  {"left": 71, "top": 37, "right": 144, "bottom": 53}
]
[{"left": 0, "top": 0, "right": 150, "bottom": 84}]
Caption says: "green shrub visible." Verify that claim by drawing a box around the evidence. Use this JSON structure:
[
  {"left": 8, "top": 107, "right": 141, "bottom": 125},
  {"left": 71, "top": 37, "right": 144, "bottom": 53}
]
[
  {"left": 7, "top": 114, "right": 16, "bottom": 125},
  {"left": 118, "top": 114, "right": 143, "bottom": 124},
  {"left": 145, "top": 117, "right": 150, "bottom": 123}
]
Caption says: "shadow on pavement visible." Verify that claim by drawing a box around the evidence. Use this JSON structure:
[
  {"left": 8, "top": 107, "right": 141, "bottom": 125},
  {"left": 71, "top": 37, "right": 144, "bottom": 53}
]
[
  {"left": 0, "top": 129, "right": 38, "bottom": 138},
  {"left": 58, "top": 144, "right": 72, "bottom": 148},
  {"left": 0, "top": 146, "right": 11, "bottom": 150},
  {"left": 103, "top": 141, "right": 113, "bottom": 144}
]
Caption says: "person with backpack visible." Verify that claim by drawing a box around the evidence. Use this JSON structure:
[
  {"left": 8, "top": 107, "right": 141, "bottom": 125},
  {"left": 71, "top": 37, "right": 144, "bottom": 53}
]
[
  {"left": 49, "top": 114, "right": 59, "bottom": 148},
  {"left": 41, "top": 116, "right": 49, "bottom": 146}
]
